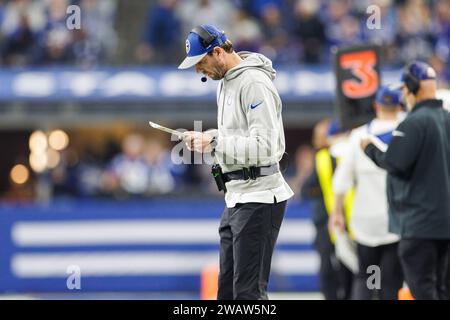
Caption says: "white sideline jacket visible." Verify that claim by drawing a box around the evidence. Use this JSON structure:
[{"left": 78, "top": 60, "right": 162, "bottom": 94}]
[
  {"left": 333, "top": 119, "right": 402, "bottom": 247},
  {"left": 207, "top": 52, "right": 293, "bottom": 208}
]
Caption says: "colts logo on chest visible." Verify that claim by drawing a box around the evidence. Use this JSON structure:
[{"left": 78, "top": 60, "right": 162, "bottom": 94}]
[{"left": 226, "top": 95, "right": 232, "bottom": 105}]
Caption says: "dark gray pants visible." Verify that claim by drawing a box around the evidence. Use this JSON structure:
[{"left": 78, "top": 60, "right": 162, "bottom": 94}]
[
  {"left": 352, "top": 242, "right": 403, "bottom": 300},
  {"left": 398, "top": 239, "right": 450, "bottom": 300},
  {"left": 217, "top": 199, "right": 286, "bottom": 300},
  {"left": 314, "top": 224, "right": 354, "bottom": 300}
]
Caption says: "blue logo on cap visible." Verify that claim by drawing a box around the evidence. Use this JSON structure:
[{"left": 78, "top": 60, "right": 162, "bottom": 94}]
[
  {"left": 178, "top": 24, "right": 228, "bottom": 69},
  {"left": 185, "top": 40, "right": 190, "bottom": 54}
]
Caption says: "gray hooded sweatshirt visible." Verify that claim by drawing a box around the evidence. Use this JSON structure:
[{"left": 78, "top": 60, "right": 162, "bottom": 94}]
[{"left": 208, "top": 52, "right": 294, "bottom": 208}]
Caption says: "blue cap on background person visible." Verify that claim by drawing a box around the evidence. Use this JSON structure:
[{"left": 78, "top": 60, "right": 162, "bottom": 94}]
[
  {"left": 178, "top": 24, "right": 227, "bottom": 70},
  {"left": 375, "top": 84, "right": 403, "bottom": 107},
  {"left": 400, "top": 61, "right": 437, "bottom": 94},
  {"left": 327, "top": 119, "right": 346, "bottom": 137},
  {"left": 400, "top": 61, "right": 436, "bottom": 83}
]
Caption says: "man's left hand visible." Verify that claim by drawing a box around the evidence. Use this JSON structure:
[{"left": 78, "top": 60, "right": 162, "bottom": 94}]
[{"left": 184, "top": 131, "right": 214, "bottom": 153}]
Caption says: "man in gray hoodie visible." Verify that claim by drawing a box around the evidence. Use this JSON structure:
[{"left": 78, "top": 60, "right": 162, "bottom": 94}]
[{"left": 179, "top": 24, "right": 293, "bottom": 300}]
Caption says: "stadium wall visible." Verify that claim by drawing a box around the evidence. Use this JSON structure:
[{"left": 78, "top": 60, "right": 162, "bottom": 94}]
[{"left": 0, "top": 199, "right": 319, "bottom": 293}]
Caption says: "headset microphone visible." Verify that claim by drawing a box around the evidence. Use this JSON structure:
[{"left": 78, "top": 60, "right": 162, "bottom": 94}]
[{"left": 201, "top": 76, "right": 207, "bottom": 82}]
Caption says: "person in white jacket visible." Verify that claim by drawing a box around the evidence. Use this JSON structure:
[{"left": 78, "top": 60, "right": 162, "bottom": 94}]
[
  {"left": 329, "top": 85, "right": 405, "bottom": 300},
  {"left": 178, "top": 24, "right": 293, "bottom": 300}
]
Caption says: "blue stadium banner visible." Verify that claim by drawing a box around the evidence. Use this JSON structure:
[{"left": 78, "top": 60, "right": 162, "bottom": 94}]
[
  {"left": 0, "top": 67, "right": 400, "bottom": 103},
  {"left": 0, "top": 199, "right": 318, "bottom": 293}
]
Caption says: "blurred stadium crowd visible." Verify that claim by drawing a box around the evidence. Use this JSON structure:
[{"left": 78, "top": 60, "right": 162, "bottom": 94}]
[
  {"left": 6, "top": 128, "right": 315, "bottom": 201},
  {"left": 0, "top": 0, "right": 117, "bottom": 67},
  {"left": 5, "top": 129, "right": 230, "bottom": 200},
  {"left": 45, "top": 133, "right": 223, "bottom": 200},
  {"left": 137, "top": 0, "right": 450, "bottom": 74},
  {"left": 0, "top": 0, "right": 449, "bottom": 76}
]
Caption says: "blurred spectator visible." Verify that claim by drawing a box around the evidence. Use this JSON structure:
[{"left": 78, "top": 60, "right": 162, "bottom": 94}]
[
  {"left": 340, "top": 15, "right": 362, "bottom": 46},
  {"left": 322, "top": 0, "right": 362, "bottom": 59},
  {"left": 1, "top": 0, "right": 46, "bottom": 35},
  {"left": 1, "top": 13, "right": 34, "bottom": 65},
  {"left": 433, "top": 0, "right": 450, "bottom": 33},
  {"left": 259, "top": 3, "right": 297, "bottom": 64},
  {"left": 72, "top": 0, "right": 118, "bottom": 67},
  {"left": 323, "top": 0, "right": 351, "bottom": 43},
  {"left": 429, "top": 54, "right": 450, "bottom": 88},
  {"left": 247, "top": 0, "right": 282, "bottom": 18},
  {"left": 144, "top": 139, "right": 178, "bottom": 195},
  {"left": 33, "top": 0, "right": 75, "bottom": 65},
  {"left": 0, "top": 0, "right": 5, "bottom": 62},
  {"left": 301, "top": 118, "right": 354, "bottom": 300},
  {"left": 51, "top": 147, "right": 80, "bottom": 197},
  {"left": 361, "top": 0, "right": 398, "bottom": 64},
  {"left": 74, "top": 146, "right": 105, "bottom": 197},
  {"left": 135, "top": 0, "right": 181, "bottom": 64},
  {"left": 177, "top": 0, "right": 233, "bottom": 37},
  {"left": 227, "top": 8, "right": 262, "bottom": 53},
  {"left": 50, "top": 144, "right": 109, "bottom": 198},
  {"left": 0, "top": 0, "right": 46, "bottom": 66},
  {"left": 102, "top": 134, "right": 150, "bottom": 198},
  {"left": 360, "top": 0, "right": 397, "bottom": 44},
  {"left": 288, "top": 144, "right": 314, "bottom": 197},
  {"left": 395, "top": 0, "right": 434, "bottom": 64},
  {"left": 431, "top": 0, "right": 450, "bottom": 87},
  {"left": 100, "top": 134, "right": 188, "bottom": 198},
  {"left": 0, "top": 0, "right": 5, "bottom": 25},
  {"left": 293, "top": 0, "right": 326, "bottom": 63},
  {"left": 433, "top": 0, "right": 450, "bottom": 60}
]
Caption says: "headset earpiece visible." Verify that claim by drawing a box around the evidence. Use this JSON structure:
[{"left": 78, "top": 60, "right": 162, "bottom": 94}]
[
  {"left": 191, "top": 26, "right": 216, "bottom": 49},
  {"left": 404, "top": 64, "right": 420, "bottom": 95}
]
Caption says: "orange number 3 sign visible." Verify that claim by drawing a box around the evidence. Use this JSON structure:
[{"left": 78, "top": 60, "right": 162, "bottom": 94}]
[{"left": 340, "top": 50, "right": 379, "bottom": 99}]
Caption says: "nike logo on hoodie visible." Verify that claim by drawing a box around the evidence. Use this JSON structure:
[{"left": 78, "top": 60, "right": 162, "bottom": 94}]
[{"left": 250, "top": 101, "right": 263, "bottom": 109}]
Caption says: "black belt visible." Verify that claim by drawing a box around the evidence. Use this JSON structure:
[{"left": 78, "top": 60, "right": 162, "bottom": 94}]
[{"left": 223, "top": 164, "right": 280, "bottom": 182}]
